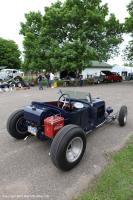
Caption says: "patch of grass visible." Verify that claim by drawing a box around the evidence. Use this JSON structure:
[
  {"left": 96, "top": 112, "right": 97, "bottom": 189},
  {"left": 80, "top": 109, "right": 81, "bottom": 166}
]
[{"left": 77, "top": 136, "right": 133, "bottom": 200}]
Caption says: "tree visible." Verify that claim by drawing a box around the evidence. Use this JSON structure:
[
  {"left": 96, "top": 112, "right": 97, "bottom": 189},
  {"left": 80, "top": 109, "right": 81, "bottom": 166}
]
[
  {"left": 125, "top": 0, "right": 133, "bottom": 63},
  {"left": 20, "top": 0, "right": 123, "bottom": 72},
  {"left": 20, "top": 11, "right": 43, "bottom": 71},
  {"left": 0, "top": 38, "right": 21, "bottom": 68}
]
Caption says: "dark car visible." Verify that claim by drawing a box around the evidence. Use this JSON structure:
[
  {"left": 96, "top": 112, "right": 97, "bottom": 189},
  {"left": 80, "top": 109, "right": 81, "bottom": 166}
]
[
  {"left": 126, "top": 73, "right": 133, "bottom": 81},
  {"left": 100, "top": 70, "right": 122, "bottom": 83},
  {"left": 7, "top": 90, "right": 127, "bottom": 171}
]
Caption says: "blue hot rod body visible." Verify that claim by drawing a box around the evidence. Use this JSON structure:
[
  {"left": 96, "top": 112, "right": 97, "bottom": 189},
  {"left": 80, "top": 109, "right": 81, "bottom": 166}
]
[
  {"left": 24, "top": 95, "right": 106, "bottom": 139},
  {"left": 7, "top": 90, "right": 127, "bottom": 171}
]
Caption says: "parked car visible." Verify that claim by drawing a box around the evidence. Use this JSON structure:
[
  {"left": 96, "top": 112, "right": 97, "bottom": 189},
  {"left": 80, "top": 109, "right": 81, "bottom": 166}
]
[
  {"left": 100, "top": 71, "right": 122, "bottom": 83},
  {"left": 125, "top": 73, "right": 133, "bottom": 81},
  {"left": 93, "top": 75, "right": 104, "bottom": 84},
  {"left": 7, "top": 90, "right": 127, "bottom": 171},
  {"left": 0, "top": 69, "right": 24, "bottom": 81}
]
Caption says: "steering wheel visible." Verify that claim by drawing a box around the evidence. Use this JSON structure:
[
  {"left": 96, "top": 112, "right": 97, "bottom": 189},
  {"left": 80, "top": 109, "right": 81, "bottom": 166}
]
[{"left": 58, "top": 93, "right": 71, "bottom": 109}]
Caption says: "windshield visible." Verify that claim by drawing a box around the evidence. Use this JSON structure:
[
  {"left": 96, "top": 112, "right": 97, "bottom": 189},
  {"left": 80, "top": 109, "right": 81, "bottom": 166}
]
[{"left": 59, "top": 89, "right": 91, "bottom": 100}]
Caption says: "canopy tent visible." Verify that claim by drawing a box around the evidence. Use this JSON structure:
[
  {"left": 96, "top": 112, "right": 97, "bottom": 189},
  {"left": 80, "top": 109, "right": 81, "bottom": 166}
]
[{"left": 112, "top": 66, "right": 133, "bottom": 75}]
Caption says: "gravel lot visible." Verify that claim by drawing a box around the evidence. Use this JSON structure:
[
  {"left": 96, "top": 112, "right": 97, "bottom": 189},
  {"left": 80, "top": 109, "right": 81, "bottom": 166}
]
[{"left": 0, "top": 81, "right": 133, "bottom": 200}]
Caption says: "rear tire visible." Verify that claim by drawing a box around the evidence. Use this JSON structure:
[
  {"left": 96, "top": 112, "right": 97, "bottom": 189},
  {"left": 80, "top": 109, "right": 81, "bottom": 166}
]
[
  {"left": 50, "top": 124, "right": 86, "bottom": 171},
  {"left": 118, "top": 106, "right": 127, "bottom": 126},
  {"left": 7, "top": 109, "right": 30, "bottom": 139}
]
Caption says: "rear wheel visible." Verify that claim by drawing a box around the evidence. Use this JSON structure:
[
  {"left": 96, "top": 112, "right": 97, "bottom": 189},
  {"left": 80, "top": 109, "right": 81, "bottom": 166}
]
[
  {"left": 7, "top": 109, "right": 30, "bottom": 139},
  {"left": 50, "top": 124, "right": 86, "bottom": 171},
  {"left": 118, "top": 106, "right": 127, "bottom": 126}
]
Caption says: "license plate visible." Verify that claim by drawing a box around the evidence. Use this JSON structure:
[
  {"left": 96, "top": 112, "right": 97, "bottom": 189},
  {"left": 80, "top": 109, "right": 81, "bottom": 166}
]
[{"left": 28, "top": 126, "right": 37, "bottom": 136}]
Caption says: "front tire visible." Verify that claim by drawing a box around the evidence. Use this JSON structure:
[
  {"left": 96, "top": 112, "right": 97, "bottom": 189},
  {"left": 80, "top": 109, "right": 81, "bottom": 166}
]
[
  {"left": 7, "top": 109, "right": 30, "bottom": 139},
  {"left": 118, "top": 106, "right": 127, "bottom": 126},
  {"left": 50, "top": 124, "right": 86, "bottom": 171}
]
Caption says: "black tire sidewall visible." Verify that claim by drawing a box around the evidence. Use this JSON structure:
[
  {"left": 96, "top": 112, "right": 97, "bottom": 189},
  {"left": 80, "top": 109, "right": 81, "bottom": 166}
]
[
  {"left": 118, "top": 106, "right": 127, "bottom": 126},
  {"left": 50, "top": 125, "right": 86, "bottom": 171},
  {"left": 7, "top": 109, "right": 29, "bottom": 139}
]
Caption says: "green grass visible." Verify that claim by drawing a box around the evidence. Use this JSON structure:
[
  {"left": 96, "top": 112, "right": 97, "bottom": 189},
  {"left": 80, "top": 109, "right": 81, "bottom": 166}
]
[{"left": 77, "top": 136, "right": 133, "bottom": 200}]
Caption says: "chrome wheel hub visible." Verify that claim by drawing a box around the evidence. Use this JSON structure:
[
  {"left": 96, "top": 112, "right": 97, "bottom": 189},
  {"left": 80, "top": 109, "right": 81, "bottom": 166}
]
[{"left": 66, "top": 137, "right": 83, "bottom": 163}]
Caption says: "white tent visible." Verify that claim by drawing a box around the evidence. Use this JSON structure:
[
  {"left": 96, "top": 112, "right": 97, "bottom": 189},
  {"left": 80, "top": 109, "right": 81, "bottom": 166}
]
[{"left": 112, "top": 66, "right": 133, "bottom": 75}]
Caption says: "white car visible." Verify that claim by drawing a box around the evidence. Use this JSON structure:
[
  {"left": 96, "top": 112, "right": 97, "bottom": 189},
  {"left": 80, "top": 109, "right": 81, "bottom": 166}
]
[{"left": 0, "top": 69, "right": 24, "bottom": 81}]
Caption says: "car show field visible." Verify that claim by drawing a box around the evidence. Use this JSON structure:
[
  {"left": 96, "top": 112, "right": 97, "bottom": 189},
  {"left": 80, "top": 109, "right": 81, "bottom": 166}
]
[{"left": 0, "top": 81, "right": 133, "bottom": 200}]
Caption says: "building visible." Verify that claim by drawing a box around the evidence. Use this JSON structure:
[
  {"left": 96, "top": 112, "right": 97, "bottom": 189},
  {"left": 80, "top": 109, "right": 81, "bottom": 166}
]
[{"left": 82, "top": 61, "right": 112, "bottom": 79}]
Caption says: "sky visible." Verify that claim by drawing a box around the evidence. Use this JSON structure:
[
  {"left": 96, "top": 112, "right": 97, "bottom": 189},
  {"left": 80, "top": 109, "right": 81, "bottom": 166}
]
[{"left": 0, "top": 0, "right": 131, "bottom": 65}]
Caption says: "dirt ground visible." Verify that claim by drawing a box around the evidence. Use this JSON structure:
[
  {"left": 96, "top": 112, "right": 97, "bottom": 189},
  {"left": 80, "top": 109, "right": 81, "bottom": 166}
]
[{"left": 0, "top": 81, "right": 133, "bottom": 200}]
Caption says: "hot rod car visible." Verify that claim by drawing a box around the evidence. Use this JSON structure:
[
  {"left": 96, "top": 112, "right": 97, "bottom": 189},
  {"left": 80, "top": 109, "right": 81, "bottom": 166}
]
[
  {"left": 7, "top": 90, "right": 128, "bottom": 171},
  {"left": 100, "top": 71, "right": 122, "bottom": 83}
]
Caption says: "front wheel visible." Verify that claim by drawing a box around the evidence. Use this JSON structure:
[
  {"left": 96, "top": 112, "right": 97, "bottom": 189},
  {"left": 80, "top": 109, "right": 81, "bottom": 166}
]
[
  {"left": 118, "top": 106, "right": 127, "bottom": 126},
  {"left": 50, "top": 124, "right": 86, "bottom": 171},
  {"left": 7, "top": 109, "right": 30, "bottom": 139}
]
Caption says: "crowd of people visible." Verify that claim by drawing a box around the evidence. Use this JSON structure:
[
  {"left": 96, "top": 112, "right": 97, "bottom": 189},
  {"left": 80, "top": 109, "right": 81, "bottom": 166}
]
[{"left": 37, "top": 71, "right": 84, "bottom": 90}]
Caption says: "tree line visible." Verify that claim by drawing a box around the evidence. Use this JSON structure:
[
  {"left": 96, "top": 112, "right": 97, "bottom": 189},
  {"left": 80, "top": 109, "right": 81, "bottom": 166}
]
[
  {"left": 0, "top": 0, "right": 133, "bottom": 71},
  {"left": 0, "top": 38, "right": 21, "bottom": 69}
]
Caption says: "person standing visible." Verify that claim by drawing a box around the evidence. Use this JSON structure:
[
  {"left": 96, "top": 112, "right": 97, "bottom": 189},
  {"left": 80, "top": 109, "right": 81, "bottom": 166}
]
[
  {"left": 79, "top": 74, "right": 83, "bottom": 86},
  {"left": 45, "top": 73, "right": 50, "bottom": 88},
  {"left": 50, "top": 72, "right": 55, "bottom": 88},
  {"left": 37, "top": 74, "right": 43, "bottom": 90}
]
